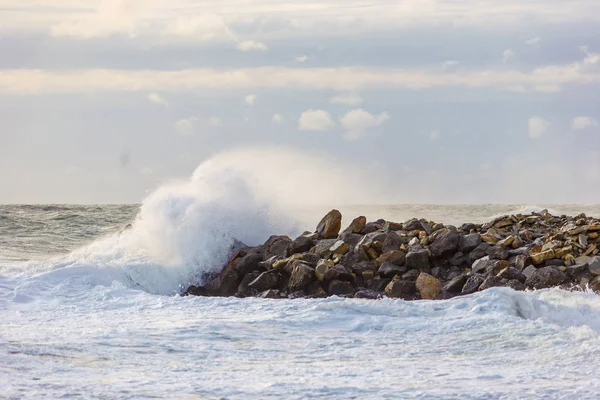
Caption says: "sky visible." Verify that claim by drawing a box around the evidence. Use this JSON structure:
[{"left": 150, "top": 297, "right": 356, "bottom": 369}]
[{"left": 1, "top": 0, "right": 600, "bottom": 204}]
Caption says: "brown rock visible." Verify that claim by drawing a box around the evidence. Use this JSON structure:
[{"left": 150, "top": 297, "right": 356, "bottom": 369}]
[
  {"left": 376, "top": 250, "right": 406, "bottom": 266},
  {"left": 316, "top": 209, "right": 342, "bottom": 239},
  {"left": 385, "top": 280, "right": 416, "bottom": 299},
  {"left": 344, "top": 216, "right": 366, "bottom": 234},
  {"left": 288, "top": 263, "right": 314, "bottom": 291},
  {"left": 327, "top": 280, "right": 356, "bottom": 296},
  {"left": 415, "top": 272, "right": 442, "bottom": 300}
]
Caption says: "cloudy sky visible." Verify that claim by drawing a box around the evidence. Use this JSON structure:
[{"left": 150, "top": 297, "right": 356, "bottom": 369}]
[{"left": 1, "top": 0, "right": 599, "bottom": 204}]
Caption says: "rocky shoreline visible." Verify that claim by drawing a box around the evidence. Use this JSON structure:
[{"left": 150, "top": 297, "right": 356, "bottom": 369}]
[{"left": 184, "top": 209, "right": 600, "bottom": 300}]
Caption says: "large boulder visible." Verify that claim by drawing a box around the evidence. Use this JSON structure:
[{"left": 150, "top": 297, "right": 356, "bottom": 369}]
[
  {"left": 385, "top": 280, "right": 416, "bottom": 299},
  {"left": 236, "top": 272, "right": 261, "bottom": 297},
  {"left": 415, "top": 272, "right": 442, "bottom": 299},
  {"left": 248, "top": 270, "right": 281, "bottom": 292},
  {"left": 289, "top": 235, "right": 314, "bottom": 255},
  {"left": 376, "top": 250, "right": 406, "bottom": 266},
  {"left": 442, "top": 274, "right": 468, "bottom": 293},
  {"left": 316, "top": 209, "right": 343, "bottom": 239},
  {"left": 232, "top": 252, "right": 263, "bottom": 276},
  {"left": 405, "top": 249, "right": 430, "bottom": 271},
  {"left": 525, "top": 266, "right": 569, "bottom": 289},
  {"left": 288, "top": 263, "right": 314, "bottom": 291},
  {"left": 324, "top": 264, "right": 353, "bottom": 282},
  {"left": 429, "top": 229, "right": 460, "bottom": 258},
  {"left": 204, "top": 263, "right": 240, "bottom": 297},
  {"left": 262, "top": 235, "right": 291, "bottom": 258},
  {"left": 461, "top": 274, "right": 485, "bottom": 295}
]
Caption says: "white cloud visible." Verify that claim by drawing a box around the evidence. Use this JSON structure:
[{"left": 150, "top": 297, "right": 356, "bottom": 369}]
[
  {"left": 503, "top": 49, "right": 516, "bottom": 62},
  {"left": 244, "top": 94, "right": 257, "bottom": 105},
  {"left": 572, "top": 116, "right": 599, "bottom": 130},
  {"left": 340, "top": 108, "right": 389, "bottom": 141},
  {"left": 161, "top": 15, "right": 235, "bottom": 41},
  {"left": 236, "top": 40, "right": 268, "bottom": 52},
  {"left": 295, "top": 55, "right": 309, "bottom": 63},
  {"left": 2, "top": 51, "right": 599, "bottom": 95},
  {"left": 330, "top": 92, "right": 363, "bottom": 106},
  {"left": 429, "top": 130, "right": 440, "bottom": 140},
  {"left": 139, "top": 166, "right": 154, "bottom": 175},
  {"left": 298, "top": 109, "right": 335, "bottom": 131},
  {"left": 272, "top": 113, "right": 283, "bottom": 123},
  {"left": 208, "top": 116, "right": 221, "bottom": 127},
  {"left": 528, "top": 116, "right": 551, "bottom": 139},
  {"left": 175, "top": 117, "right": 198, "bottom": 136},
  {"left": 525, "top": 37, "right": 541, "bottom": 46},
  {"left": 147, "top": 92, "right": 169, "bottom": 108}
]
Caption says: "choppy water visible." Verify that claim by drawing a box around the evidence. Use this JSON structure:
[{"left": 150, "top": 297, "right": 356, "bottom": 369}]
[{"left": 1, "top": 203, "right": 600, "bottom": 399}]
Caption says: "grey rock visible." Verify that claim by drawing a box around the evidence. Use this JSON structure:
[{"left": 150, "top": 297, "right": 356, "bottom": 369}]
[
  {"left": 248, "top": 270, "right": 281, "bottom": 292},
  {"left": 479, "top": 276, "right": 508, "bottom": 291},
  {"left": 236, "top": 272, "right": 261, "bottom": 297},
  {"left": 367, "top": 278, "right": 391, "bottom": 292},
  {"left": 258, "top": 289, "right": 282, "bottom": 299},
  {"left": 289, "top": 235, "right": 314, "bottom": 255},
  {"left": 486, "top": 245, "right": 509, "bottom": 260},
  {"left": 469, "top": 243, "right": 491, "bottom": 263},
  {"left": 385, "top": 280, "right": 416, "bottom": 299},
  {"left": 525, "top": 266, "right": 569, "bottom": 289},
  {"left": 405, "top": 249, "right": 431, "bottom": 271},
  {"left": 497, "top": 267, "right": 526, "bottom": 283},
  {"left": 402, "top": 269, "right": 421, "bottom": 281},
  {"left": 460, "top": 233, "right": 483, "bottom": 253},
  {"left": 323, "top": 264, "right": 353, "bottom": 282},
  {"left": 429, "top": 229, "right": 460, "bottom": 258},
  {"left": 461, "top": 274, "right": 486, "bottom": 295},
  {"left": 378, "top": 262, "right": 408, "bottom": 278},
  {"left": 288, "top": 263, "right": 314, "bottom": 291},
  {"left": 327, "top": 280, "right": 356, "bottom": 296},
  {"left": 522, "top": 265, "right": 538, "bottom": 280},
  {"left": 442, "top": 274, "right": 468, "bottom": 293},
  {"left": 354, "top": 289, "right": 384, "bottom": 299}
]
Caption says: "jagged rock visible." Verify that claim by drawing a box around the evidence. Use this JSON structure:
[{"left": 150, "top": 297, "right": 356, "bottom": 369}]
[
  {"left": 416, "top": 272, "right": 442, "bottom": 299},
  {"left": 258, "top": 289, "right": 282, "bottom": 299},
  {"left": 576, "top": 256, "right": 600, "bottom": 275},
  {"left": 525, "top": 266, "right": 569, "bottom": 289},
  {"left": 471, "top": 257, "right": 493, "bottom": 274},
  {"left": 324, "top": 264, "right": 353, "bottom": 282},
  {"left": 385, "top": 280, "right": 416, "bottom": 299},
  {"left": 262, "top": 235, "right": 291, "bottom": 258},
  {"left": 237, "top": 272, "right": 261, "bottom": 297},
  {"left": 289, "top": 235, "right": 314, "bottom": 254},
  {"left": 461, "top": 274, "right": 485, "bottom": 295},
  {"left": 361, "top": 221, "right": 382, "bottom": 234},
  {"left": 376, "top": 250, "right": 406, "bottom": 266},
  {"left": 566, "top": 263, "right": 588, "bottom": 276},
  {"left": 327, "top": 280, "right": 356, "bottom": 296},
  {"left": 378, "top": 262, "right": 408, "bottom": 278},
  {"left": 316, "top": 209, "right": 342, "bottom": 239},
  {"left": 301, "top": 253, "right": 321, "bottom": 265},
  {"left": 248, "top": 270, "right": 281, "bottom": 292},
  {"left": 514, "top": 254, "right": 531, "bottom": 271},
  {"left": 288, "top": 263, "right": 314, "bottom": 291},
  {"left": 497, "top": 267, "right": 526, "bottom": 283},
  {"left": 382, "top": 231, "right": 405, "bottom": 252},
  {"left": 232, "top": 252, "right": 263, "bottom": 276},
  {"left": 204, "top": 263, "right": 240, "bottom": 297},
  {"left": 405, "top": 249, "right": 430, "bottom": 271},
  {"left": 450, "top": 252, "right": 467, "bottom": 266},
  {"left": 522, "top": 265, "right": 537, "bottom": 280},
  {"left": 344, "top": 216, "right": 366, "bottom": 234},
  {"left": 442, "top": 274, "right": 468, "bottom": 293},
  {"left": 469, "top": 243, "right": 491, "bottom": 263},
  {"left": 429, "top": 229, "right": 460, "bottom": 258},
  {"left": 184, "top": 285, "right": 209, "bottom": 296},
  {"left": 404, "top": 219, "right": 428, "bottom": 231},
  {"left": 354, "top": 289, "right": 384, "bottom": 299},
  {"left": 272, "top": 255, "right": 303, "bottom": 274},
  {"left": 313, "top": 239, "right": 338, "bottom": 257},
  {"left": 339, "top": 232, "right": 363, "bottom": 247},
  {"left": 461, "top": 222, "right": 477, "bottom": 232}
]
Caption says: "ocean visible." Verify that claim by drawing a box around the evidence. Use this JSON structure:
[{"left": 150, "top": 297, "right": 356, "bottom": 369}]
[{"left": 2, "top": 203, "right": 600, "bottom": 399}]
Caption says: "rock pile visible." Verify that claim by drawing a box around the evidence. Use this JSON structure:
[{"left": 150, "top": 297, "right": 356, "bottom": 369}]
[{"left": 184, "top": 209, "right": 600, "bottom": 300}]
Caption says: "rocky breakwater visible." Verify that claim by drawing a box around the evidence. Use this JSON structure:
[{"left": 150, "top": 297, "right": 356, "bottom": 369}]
[{"left": 184, "top": 209, "right": 600, "bottom": 300}]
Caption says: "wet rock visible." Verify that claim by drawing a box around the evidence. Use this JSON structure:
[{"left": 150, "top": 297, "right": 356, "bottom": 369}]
[
  {"left": 327, "top": 280, "right": 356, "bottom": 296},
  {"left": 525, "top": 266, "right": 569, "bottom": 289},
  {"left": 461, "top": 274, "right": 485, "bottom": 295},
  {"left": 402, "top": 269, "right": 421, "bottom": 281},
  {"left": 385, "top": 280, "right": 416, "bottom": 299},
  {"left": 405, "top": 249, "right": 430, "bottom": 271},
  {"left": 506, "top": 280, "right": 526, "bottom": 291},
  {"left": 354, "top": 289, "right": 384, "bottom": 299},
  {"left": 237, "top": 272, "right": 261, "bottom": 297},
  {"left": 378, "top": 262, "right": 408, "bottom": 278},
  {"left": 344, "top": 215, "right": 366, "bottom": 234},
  {"left": 204, "top": 263, "right": 240, "bottom": 297},
  {"left": 248, "top": 270, "right": 281, "bottom": 292},
  {"left": 262, "top": 235, "right": 291, "bottom": 259},
  {"left": 288, "top": 263, "right": 314, "bottom": 291},
  {"left": 416, "top": 272, "right": 442, "bottom": 300},
  {"left": 514, "top": 254, "right": 532, "bottom": 271},
  {"left": 232, "top": 252, "right": 263, "bottom": 276},
  {"left": 471, "top": 256, "right": 493, "bottom": 274},
  {"left": 316, "top": 209, "right": 342, "bottom": 239},
  {"left": 479, "top": 276, "right": 507, "bottom": 291},
  {"left": 429, "top": 229, "right": 460, "bottom": 258},
  {"left": 566, "top": 263, "right": 588, "bottom": 277},
  {"left": 497, "top": 267, "right": 526, "bottom": 283},
  {"left": 522, "top": 265, "right": 537, "bottom": 280},
  {"left": 461, "top": 223, "right": 477, "bottom": 232},
  {"left": 183, "top": 285, "right": 209, "bottom": 296},
  {"left": 258, "top": 289, "right": 282, "bottom": 299},
  {"left": 442, "top": 274, "right": 468, "bottom": 293}
]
